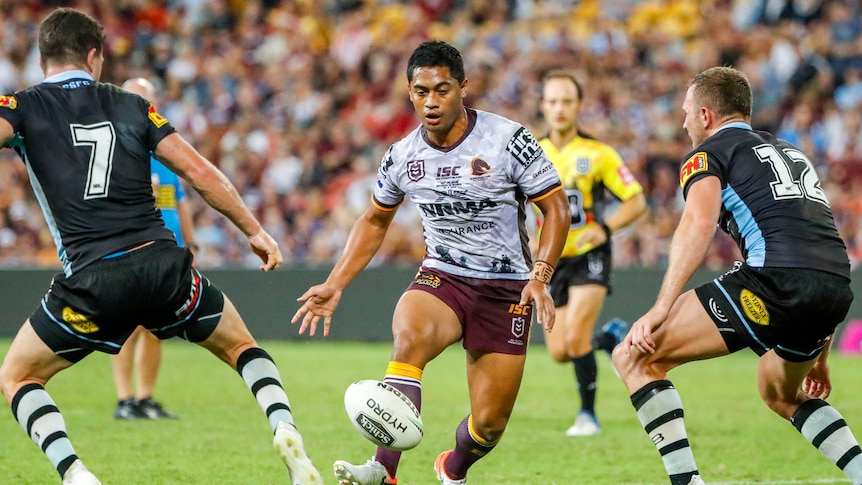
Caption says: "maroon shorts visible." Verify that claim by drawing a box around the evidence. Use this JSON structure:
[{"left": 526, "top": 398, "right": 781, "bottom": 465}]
[{"left": 407, "top": 267, "right": 532, "bottom": 355}]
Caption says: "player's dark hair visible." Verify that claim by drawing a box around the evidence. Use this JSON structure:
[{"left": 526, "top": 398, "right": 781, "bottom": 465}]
[
  {"left": 39, "top": 8, "right": 105, "bottom": 68},
  {"left": 690, "top": 66, "right": 752, "bottom": 120},
  {"left": 407, "top": 40, "right": 465, "bottom": 83}
]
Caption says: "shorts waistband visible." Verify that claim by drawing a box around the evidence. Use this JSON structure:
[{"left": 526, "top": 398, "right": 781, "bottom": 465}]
[{"left": 80, "top": 240, "right": 177, "bottom": 274}]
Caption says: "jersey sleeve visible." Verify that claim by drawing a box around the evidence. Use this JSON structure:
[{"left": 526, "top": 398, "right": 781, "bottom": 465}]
[
  {"left": 0, "top": 94, "right": 23, "bottom": 141},
  {"left": 133, "top": 95, "right": 175, "bottom": 152},
  {"left": 506, "top": 125, "right": 562, "bottom": 201},
  {"left": 680, "top": 149, "right": 723, "bottom": 199},
  {"left": 371, "top": 144, "right": 404, "bottom": 211},
  {"left": 598, "top": 145, "right": 643, "bottom": 201}
]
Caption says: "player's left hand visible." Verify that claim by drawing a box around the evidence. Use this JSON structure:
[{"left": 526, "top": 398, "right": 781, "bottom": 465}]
[
  {"left": 292, "top": 284, "right": 342, "bottom": 337},
  {"left": 247, "top": 230, "right": 283, "bottom": 271},
  {"left": 802, "top": 359, "right": 832, "bottom": 399},
  {"left": 521, "top": 280, "right": 555, "bottom": 332},
  {"left": 624, "top": 307, "right": 667, "bottom": 355}
]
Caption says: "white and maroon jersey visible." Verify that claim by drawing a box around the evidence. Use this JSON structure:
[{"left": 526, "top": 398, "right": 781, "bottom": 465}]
[{"left": 373, "top": 108, "right": 563, "bottom": 280}]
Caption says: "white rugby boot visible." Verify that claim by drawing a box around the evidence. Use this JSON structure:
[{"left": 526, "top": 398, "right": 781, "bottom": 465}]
[
  {"left": 333, "top": 457, "right": 397, "bottom": 485},
  {"left": 434, "top": 450, "right": 467, "bottom": 484},
  {"left": 61, "top": 459, "right": 101, "bottom": 485},
  {"left": 566, "top": 410, "right": 601, "bottom": 437},
  {"left": 687, "top": 475, "right": 706, "bottom": 485},
  {"left": 273, "top": 422, "right": 323, "bottom": 485}
]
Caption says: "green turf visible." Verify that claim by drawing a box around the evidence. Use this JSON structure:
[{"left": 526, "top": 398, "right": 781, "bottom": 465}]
[{"left": 0, "top": 339, "right": 858, "bottom": 484}]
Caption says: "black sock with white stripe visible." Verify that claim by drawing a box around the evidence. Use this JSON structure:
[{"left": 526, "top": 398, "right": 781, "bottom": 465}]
[
  {"left": 236, "top": 347, "right": 294, "bottom": 433},
  {"left": 11, "top": 383, "right": 78, "bottom": 478},
  {"left": 792, "top": 399, "right": 862, "bottom": 484},
  {"left": 631, "top": 380, "right": 699, "bottom": 485}
]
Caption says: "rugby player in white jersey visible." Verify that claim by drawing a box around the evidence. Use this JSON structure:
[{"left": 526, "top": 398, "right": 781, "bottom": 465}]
[{"left": 292, "top": 40, "right": 570, "bottom": 485}]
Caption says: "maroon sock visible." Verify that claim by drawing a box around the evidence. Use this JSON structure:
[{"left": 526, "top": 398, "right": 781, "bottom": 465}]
[
  {"left": 374, "top": 377, "right": 422, "bottom": 477},
  {"left": 445, "top": 415, "right": 497, "bottom": 480}
]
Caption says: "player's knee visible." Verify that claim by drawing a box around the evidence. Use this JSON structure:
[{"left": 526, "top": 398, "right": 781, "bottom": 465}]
[
  {"left": 548, "top": 345, "right": 569, "bottom": 363},
  {"left": 611, "top": 343, "right": 634, "bottom": 375},
  {"left": 469, "top": 412, "right": 507, "bottom": 443},
  {"left": 758, "top": 388, "right": 803, "bottom": 420},
  {"left": 391, "top": 327, "right": 449, "bottom": 364},
  {"left": 0, "top": 367, "right": 11, "bottom": 403}
]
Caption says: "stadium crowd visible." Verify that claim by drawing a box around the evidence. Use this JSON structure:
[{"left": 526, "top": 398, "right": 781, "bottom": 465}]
[{"left": 0, "top": 0, "right": 860, "bottom": 270}]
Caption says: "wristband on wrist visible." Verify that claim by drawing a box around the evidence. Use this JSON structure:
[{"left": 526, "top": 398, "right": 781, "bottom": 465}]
[
  {"left": 600, "top": 222, "right": 612, "bottom": 240},
  {"left": 530, "top": 259, "right": 555, "bottom": 284}
]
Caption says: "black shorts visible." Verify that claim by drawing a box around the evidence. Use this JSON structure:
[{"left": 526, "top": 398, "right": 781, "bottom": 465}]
[
  {"left": 548, "top": 243, "right": 612, "bottom": 307},
  {"left": 407, "top": 268, "right": 531, "bottom": 355},
  {"left": 30, "top": 240, "right": 225, "bottom": 363},
  {"left": 695, "top": 262, "right": 854, "bottom": 362}
]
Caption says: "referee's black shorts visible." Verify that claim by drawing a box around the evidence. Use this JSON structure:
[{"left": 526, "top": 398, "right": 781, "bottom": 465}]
[
  {"left": 30, "top": 240, "right": 224, "bottom": 362},
  {"left": 548, "top": 243, "right": 612, "bottom": 307},
  {"left": 695, "top": 262, "right": 853, "bottom": 362}
]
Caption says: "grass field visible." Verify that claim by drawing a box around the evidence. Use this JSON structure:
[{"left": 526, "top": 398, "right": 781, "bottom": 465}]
[{"left": 1, "top": 339, "right": 859, "bottom": 485}]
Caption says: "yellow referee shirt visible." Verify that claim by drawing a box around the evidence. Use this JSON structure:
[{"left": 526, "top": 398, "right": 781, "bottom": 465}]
[{"left": 538, "top": 134, "right": 643, "bottom": 257}]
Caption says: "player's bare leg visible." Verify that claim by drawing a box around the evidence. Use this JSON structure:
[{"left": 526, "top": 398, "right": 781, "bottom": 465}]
[
  {"left": 546, "top": 284, "right": 607, "bottom": 436},
  {"left": 335, "top": 290, "right": 461, "bottom": 485},
  {"left": 0, "top": 320, "right": 99, "bottom": 484},
  {"left": 436, "top": 350, "right": 525, "bottom": 482},
  {"left": 612, "top": 291, "right": 728, "bottom": 485},
  {"left": 198, "top": 297, "right": 322, "bottom": 484}
]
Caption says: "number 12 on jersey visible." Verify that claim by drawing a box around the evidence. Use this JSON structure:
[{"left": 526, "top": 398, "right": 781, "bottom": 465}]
[{"left": 753, "top": 144, "right": 829, "bottom": 206}]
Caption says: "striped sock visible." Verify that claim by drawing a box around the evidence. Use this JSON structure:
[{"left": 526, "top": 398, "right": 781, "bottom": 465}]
[
  {"left": 446, "top": 414, "right": 499, "bottom": 480},
  {"left": 793, "top": 399, "right": 862, "bottom": 483},
  {"left": 236, "top": 347, "right": 293, "bottom": 432},
  {"left": 631, "top": 380, "right": 699, "bottom": 485},
  {"left": 375, "top": 361, "right": 423, "bottom": 477},
  {"left": 11, "top": 383, "right": 78, "bottom": 478}
]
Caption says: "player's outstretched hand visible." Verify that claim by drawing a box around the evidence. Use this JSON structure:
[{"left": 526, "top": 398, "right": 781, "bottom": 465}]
[
  {"left": 802, "top": 359, "right": 832, "bottom": 399},
  {"left": 247, "top": 230, "right": 282, "bottom": 271},
  {"left": 521, "top": 280, "right": 555, "bottom": 332},
  {"left": 623, "top": 308, "right": 667, "bottom": 355},
  {"left": 292, "top": 284, "right": 342, "bottom": 337}
]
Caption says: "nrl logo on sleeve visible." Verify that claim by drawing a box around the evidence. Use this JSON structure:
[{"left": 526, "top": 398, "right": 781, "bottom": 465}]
[
  {"left": 0, "top": 95, "right": 17, "bottom": 110},
  {"left": 147, "top": 103, "right": 169, "bottom": 127},
  {"left": 680, "top": 152, "right": 708, "bottom": 187}
]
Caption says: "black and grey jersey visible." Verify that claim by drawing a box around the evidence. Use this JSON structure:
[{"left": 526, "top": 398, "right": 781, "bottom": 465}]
[
  {"left": 680, "top": 123, "right": 850, "bottom": 279},
  {"left": 0, "top": 71, "right": 176, "bottom": 275}
]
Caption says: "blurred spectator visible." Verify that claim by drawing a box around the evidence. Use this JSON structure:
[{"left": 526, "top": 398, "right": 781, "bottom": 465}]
[{"left": 0, "top": 0, "right": 860, "bottom": 270}]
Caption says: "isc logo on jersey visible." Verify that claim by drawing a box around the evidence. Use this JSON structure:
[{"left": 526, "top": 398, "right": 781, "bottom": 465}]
[{"left": 680, "top": 152, "right": 708, "bottom": 187}]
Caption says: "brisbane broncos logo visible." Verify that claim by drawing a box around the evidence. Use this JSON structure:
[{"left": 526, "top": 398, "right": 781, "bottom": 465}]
[{"left": 470, "top": 158, "right": 490, "bottom": 176}]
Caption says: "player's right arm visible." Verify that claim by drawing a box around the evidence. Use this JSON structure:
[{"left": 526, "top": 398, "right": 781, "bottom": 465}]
[
  {"left": 0, "top": 118, "right": 13, "bottom": 147},
  {"left": 291, "top": 201, "right": 397, "bottom": 337},
  {"left": 154, "top": 133, "right": 282, "bottom": 272},
  {"left": 626, "top": 175, "right": 721, "bottom": 354}
]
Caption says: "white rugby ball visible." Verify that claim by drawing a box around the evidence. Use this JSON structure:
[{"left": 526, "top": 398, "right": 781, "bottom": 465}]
[{"left": 343, "top": 380, "right": 424, "bottom": 451}]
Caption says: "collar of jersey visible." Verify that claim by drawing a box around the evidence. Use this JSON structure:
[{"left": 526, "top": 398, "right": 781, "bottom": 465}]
[
  {"left": 716, "top": 121, "right": 752, "bottom": 133},
  {"left": 43, "top": 70, "right": 93, "bottom": 84}
]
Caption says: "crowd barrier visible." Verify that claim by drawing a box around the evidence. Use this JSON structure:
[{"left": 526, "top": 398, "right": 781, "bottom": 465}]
[{"left": 2, "top": 268, "right": 860, "bottom": 345}]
